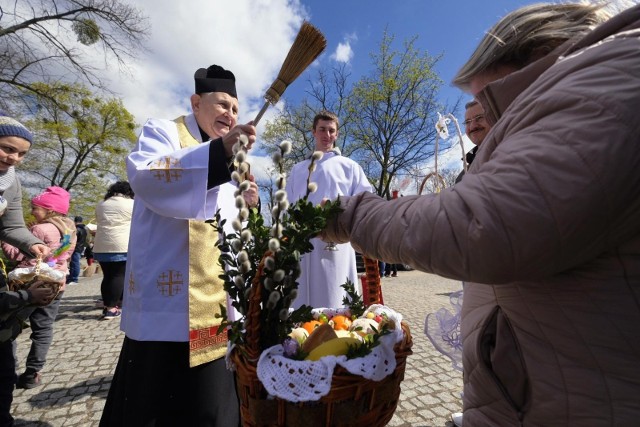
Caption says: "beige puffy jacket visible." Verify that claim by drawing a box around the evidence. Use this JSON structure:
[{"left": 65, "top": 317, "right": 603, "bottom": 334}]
[
  {"left": 324, "top": 5, "right": 640, "bottom": 426},
  {"left": 93, "top": 196, "right": 133, "bottom": 254}
]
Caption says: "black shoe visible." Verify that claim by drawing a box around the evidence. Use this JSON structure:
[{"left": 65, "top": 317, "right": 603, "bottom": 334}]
[
  {"left": 16, "top": 371, "right": 41, "bottom": 389},
  {"left": 101, "top": 308, "right": 122, "bottom": 320}
]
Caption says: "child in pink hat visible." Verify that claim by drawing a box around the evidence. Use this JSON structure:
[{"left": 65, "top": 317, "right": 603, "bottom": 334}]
[
  {"left": 1, "top": 186, "right": 77, "bottom": 389},
  {"left": 30, "top": 186, "right": 71, "bottom": 215}
]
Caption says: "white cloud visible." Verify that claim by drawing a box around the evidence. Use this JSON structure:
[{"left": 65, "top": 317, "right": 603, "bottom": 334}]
[
  {"left": 331, "top": 41, "right": 353, "bottom": 63},
  {"left": 439, "top": 134, "right": 471, "bottom": 171},
  {"left": 22, "top": 0, "right": 309, "bottom": 186},
  {"left": 97, "top": 0, "right": 308, "bottom": 127},
  {"left": 406, "top": 124, "right": 471, "bottom": 195},
  {"left": 330, "top": 32, "right": 357, "bottom": 63},
  {"left": 247, "top": 153, "right": 276, "bottom": 183}
]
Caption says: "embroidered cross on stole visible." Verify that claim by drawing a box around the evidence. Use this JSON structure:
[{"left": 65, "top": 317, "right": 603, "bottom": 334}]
[{"left": 174, "top": 116, "right": 227, "bottom": 367}]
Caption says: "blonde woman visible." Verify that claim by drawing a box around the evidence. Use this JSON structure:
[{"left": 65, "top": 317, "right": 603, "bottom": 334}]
[{"left": 323, "top": 3, "right": 640, "bottom": 425}]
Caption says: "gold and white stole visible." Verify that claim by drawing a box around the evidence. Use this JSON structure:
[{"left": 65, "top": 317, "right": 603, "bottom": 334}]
[{"left": 174, "top": 116, "right": 227, "bottom": 367}]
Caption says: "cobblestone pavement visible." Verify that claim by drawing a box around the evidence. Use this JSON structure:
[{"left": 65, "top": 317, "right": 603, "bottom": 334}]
[{"left": 11, "top": 270, "right": 463, "bottom": 426}]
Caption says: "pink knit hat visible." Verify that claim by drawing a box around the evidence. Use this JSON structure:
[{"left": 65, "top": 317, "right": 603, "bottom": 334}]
[{"left": 31, "top": 186, "right": 71, "bottom": 215}]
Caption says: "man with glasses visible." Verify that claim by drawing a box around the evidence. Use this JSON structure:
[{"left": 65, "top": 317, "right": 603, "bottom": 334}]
[{"left": 455, "top": 100, "right": 489, "bottom": 183}]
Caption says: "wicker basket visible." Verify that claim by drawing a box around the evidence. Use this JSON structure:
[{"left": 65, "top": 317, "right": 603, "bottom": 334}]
[
  {"left": 7, "top": 261, "right": 63, "bottom": 298},
  {"left": 232, "top": 257, "right": 413, "bottom": 427}
]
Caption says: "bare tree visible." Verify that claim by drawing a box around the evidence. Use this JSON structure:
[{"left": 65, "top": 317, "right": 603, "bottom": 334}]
[
  {"left": 261, "top": 64, "right": 355, "bottom": 169},
  {"left": 19, "top": 82, "right": 137, "bottom": 216},
  {"left": 0, "top": 0, "right": 149, "bottom": 110},
  {"left": 261, "top": 33, "right": 459, "bottom": 199},
  {"left": 347, "top": 31, "right": 457, "bottom": 199},
  {"left": 260, "top": 102, "right": 316, "bottom": 171},
  {"left": 442, "top": 168, "right": 462, "bottom": 188},
  {"left": 255, "top": 165, "right": 277, "bottom": 223},
  {"left": 407, "top": 164, "right": 461, "bottom": 195}
]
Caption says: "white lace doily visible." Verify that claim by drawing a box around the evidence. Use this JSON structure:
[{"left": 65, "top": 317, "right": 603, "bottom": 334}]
[{"left": 255, "top": 304, "right": 404, "bottom": 402}]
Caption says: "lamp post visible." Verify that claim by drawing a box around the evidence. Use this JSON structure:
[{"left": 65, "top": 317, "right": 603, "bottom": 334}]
[
  {"left": 424, "top": 112, "right": 467, "bottom": 194},
  {"left": 447, "top": 113, "right": 467, "bottom": 172}
]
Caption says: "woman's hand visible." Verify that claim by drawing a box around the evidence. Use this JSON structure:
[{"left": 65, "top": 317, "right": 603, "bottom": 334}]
[
  {"left": 30, "top": 243, "right": 51, "bottom": 259},
  {"left": 27, "top": 281, "right": 55, "bottom": 306}
]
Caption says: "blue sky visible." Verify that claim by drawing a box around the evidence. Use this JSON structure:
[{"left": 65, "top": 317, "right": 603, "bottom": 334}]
[
  {"left": 286, "top": 0, "right": 536, "bottom": 108},
  {"left": 97, "top": 0, "right": 626, "bottom": 180},
  {"left": 105, "top": 0, "right": 540, "bottom": 129}
]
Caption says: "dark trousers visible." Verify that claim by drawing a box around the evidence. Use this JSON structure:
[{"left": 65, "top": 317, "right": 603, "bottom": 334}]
[
  {"left": 15, "top": 295, "right": 62, "bottom": 374},
  {"left": 67, "top": 252, "right": 81, "bottom": 283},
  {"left": 385, "top": 263, "right": 398, "bottom": 276},
  {"left": 100, "top": 337, "right": 240, "bottom": 427},
  {"left": 98, "top": 261, "right": 126, "bottom": 308},
  {"left": 0, "top": 340, "right": 16, "bottom": 427}
]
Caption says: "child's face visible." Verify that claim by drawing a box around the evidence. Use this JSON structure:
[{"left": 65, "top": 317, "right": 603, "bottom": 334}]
[{"left": 31, "top": 205, "right": 48, "bottom": 222}]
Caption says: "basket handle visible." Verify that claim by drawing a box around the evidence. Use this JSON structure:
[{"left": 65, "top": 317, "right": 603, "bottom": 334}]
[
  {"left": 33, "top": 255, "right": 44, "bottom": 276},
  {"left": 244, "top": 252, "right": 272, "bottom": 361},
  {"left": 362, "top": 256, "right": 383, "bottom": 307}
]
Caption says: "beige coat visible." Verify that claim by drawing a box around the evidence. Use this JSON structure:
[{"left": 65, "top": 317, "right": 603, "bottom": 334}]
[
  {"left": 93, "top": 196, "right": 133, "bottom": 254},
  {"left": 324, "top": 5, "right": 640, "bottom": 426}
]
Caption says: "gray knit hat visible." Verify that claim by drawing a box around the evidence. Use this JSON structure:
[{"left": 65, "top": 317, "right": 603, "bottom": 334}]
[{"left": 0, "top": 113, "right": 33, "bottom": 145}]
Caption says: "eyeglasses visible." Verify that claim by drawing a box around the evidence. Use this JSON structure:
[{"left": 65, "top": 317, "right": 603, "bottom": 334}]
[{"left": 463, "top": 114, "right": 485, "bottom": 127}]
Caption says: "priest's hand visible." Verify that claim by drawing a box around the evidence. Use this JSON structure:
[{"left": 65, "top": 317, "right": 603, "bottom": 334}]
[
  {"left": 222, "top": 122, "right": 256, "bottom": 157},
  {"left": 242, "top": 174, "right": 260, "bottom": 208}
]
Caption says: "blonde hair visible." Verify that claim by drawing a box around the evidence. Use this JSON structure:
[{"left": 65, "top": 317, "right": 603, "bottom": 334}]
[
  {"left": 453, "top": 2, "right": 610, "bottom": 90},
  {"left": 30, "top": 205, "right": 62, "bottom": 221}
]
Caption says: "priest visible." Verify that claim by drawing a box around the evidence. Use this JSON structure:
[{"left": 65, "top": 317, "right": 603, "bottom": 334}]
[{"left": 100, "top": 65, "right": 258, "bottom": 427}]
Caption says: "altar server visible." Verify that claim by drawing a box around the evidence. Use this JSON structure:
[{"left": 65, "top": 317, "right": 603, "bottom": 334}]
[{"left": 286, "top": 110, "right": 373, "bottom": 309}]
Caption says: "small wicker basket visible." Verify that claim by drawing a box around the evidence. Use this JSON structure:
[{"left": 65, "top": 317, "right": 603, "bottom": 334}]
[
  {"left": 232, "top": 257, "right": 413, "bottom": 427},
  {"left": 7, "top": 260, "right": 63, "bottom": 298}
]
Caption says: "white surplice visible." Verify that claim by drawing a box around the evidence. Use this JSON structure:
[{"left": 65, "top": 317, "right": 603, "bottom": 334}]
[
  {"left": 122, "top": 113, "right": 235, "bottom": 342},
  {"left": 286, "top": 150, "right": 373, "bottom": 309}
]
